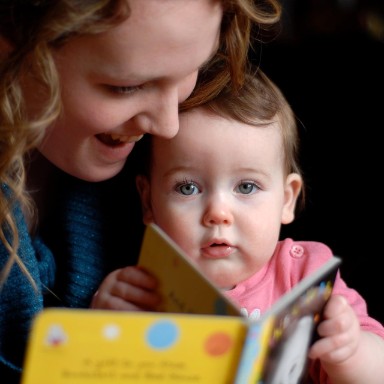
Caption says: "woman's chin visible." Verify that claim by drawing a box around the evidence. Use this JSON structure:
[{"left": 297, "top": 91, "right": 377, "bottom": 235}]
[{"left": 66, "top": 162, "right": 126, "bottom": 182}]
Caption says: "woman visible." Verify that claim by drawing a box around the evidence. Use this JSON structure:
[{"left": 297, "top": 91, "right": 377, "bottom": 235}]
[{"left": 0, "top": 0, "right": 281, "bottom": 381}]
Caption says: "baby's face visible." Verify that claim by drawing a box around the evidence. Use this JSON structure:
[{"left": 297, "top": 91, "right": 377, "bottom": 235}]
[{"left": 138, "top": 107, "right": 301, "bottom": 289}]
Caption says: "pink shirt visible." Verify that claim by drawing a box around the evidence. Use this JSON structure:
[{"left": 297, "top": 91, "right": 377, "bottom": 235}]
[{"left": 225, "top": 238, "right": 384, "bottom": 383}]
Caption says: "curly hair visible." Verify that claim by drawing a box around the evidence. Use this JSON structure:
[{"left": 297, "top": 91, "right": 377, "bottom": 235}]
[{"left": 0, "top": 0, "right": 281, "bottom": 287}]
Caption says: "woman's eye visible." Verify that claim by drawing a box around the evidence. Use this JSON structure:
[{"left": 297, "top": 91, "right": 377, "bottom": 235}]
[
  {"left": 237, "top": 182, "right": 259, "bottom": 195},
  {"left": 109, "top": 85, "right": 141, "bottom": 95},
  {"left": 176, "top": 182, "right": 200, "bottom": 196}
]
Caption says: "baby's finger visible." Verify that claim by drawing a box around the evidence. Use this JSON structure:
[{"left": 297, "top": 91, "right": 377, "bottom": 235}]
[
  {"left": 309, "top": 335, "right": 356, "bottom": 363},
  {"left": 317, "top": 305, "right": 358, "bottom": 338},
  {"left": 93, "top": 294, "right": 153, "bottom": 311},
  {"left": 110, "top": 280, "right": 161, "bottom": 308},
  {"left": 116, "top": 266, "right": 158, "bottom": 290},
  {"left": 322, "top": 295, "right": 348, "bottom": 319}
]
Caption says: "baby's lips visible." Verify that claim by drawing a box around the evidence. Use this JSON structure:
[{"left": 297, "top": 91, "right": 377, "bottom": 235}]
[{"left": 201, "top": 244, "right": 233, "bottom": 259}]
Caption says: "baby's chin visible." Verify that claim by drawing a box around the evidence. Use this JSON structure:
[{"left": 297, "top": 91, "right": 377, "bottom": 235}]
[
  {"left": 221, "top": 286, "right": 236, "bottom": 291},
  {"left": 202, "top": 269, "right": 239, "bottom": 291},
  {"left": 212, "top": 277, "right": 236, "bottom": 291}
]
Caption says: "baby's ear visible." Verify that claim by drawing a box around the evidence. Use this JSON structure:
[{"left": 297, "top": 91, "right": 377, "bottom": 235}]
[
  {"left": 282, "top": 173, "right": 302, "bottom": 224},
  {"left": 136, "top": 175, "right": 154, "bottom": 224}
]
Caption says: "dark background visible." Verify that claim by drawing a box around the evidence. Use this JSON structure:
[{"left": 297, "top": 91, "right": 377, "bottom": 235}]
[{"left": 256, "top": 0, "right": 384, "bottom": 323}]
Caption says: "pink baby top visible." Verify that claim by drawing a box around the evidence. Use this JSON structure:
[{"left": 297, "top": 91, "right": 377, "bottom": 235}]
[{"left": 225, "top": 238, "right": 384, "bottom": 383}]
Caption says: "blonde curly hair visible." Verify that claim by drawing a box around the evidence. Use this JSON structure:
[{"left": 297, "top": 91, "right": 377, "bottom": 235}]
[{"left": 0, "top": 0, "right": 281, "bottom": 287}]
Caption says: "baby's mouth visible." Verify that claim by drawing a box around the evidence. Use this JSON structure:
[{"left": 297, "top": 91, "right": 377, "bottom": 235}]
[{"left": 96, "top": 133, "right": 143, "bottom": 147}]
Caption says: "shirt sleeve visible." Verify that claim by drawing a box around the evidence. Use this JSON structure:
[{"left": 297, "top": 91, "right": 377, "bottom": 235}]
[{"left": 333, "top": 271, "right": 384, "bottom": 337}]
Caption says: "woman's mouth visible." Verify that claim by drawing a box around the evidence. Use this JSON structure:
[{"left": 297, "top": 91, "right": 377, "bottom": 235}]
[{"left": 96, "top": 133, "right": 144, "bottom": 147}]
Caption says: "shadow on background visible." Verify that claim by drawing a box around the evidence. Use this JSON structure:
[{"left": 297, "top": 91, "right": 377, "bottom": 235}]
[{"left": 256, "top": 0, "right": 384, "bottom": 323}]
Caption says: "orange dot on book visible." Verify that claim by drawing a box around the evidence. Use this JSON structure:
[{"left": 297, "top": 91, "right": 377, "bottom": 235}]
[{"left": 204, "top": 332, "right": 233, "bottom": 356}]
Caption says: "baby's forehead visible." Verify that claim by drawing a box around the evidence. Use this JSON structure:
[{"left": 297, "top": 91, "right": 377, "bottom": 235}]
[
  {"left": 176, "top": 112, "right": 281, "bottom": 145},
  {"left": 179, "top": 105, "right": 215, "bottom": 119},
  {"left": 178, "top": 105, "right": 235, "bottom": 128}
]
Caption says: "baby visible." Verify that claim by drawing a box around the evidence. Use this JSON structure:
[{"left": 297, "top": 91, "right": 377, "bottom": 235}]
[{"left": 94, "top": 70, "right": 384, "bottom": 383}]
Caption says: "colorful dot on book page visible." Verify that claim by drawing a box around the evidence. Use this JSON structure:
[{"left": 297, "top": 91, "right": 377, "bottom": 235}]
[
  {"left": 45, "top": 324, "right": 68, "bottom": 347},
  {"left": 204, "top": 332, "right": 233, "bottom": 356},
  {"left": 146, "top": 320, "right": 179, "bottom": 349},
  {"left": 102, "top": 324, "right": 121, "bottom": 340}
]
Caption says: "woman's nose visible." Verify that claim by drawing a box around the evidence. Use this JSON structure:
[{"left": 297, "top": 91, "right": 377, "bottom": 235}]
[
  {"left": 134, "top": 72, "right": 197, "bottom": 139},
  {"left": 133, "top": 86, "right": 181, "bottom": 139},
  {"left": 203, "top": 199, "right": 234, "bottom": 227},
  {"left": 151, "top": 87, "right": 181, "bottom": 138}
]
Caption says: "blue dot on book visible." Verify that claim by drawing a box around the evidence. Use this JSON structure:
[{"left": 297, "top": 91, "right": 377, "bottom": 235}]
[{"left": 146, "top": 320, "right": 179, "bottom": 349}]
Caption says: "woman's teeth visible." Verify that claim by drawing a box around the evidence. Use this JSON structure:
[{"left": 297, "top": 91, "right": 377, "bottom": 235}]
[
  {"left": 97, "top": 133, "right": 144, "bottom": 146},
  {"left": 110, "top": 134, "right": 144, "bottom": 143}
]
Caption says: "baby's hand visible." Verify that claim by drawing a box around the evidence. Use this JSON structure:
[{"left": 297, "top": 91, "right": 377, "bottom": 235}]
[
  {"left": 309, "top": 294, "right": 360, "bottom": 365},
  {"left": 90, "top": 266, "right": 161, "bottom": 312}
]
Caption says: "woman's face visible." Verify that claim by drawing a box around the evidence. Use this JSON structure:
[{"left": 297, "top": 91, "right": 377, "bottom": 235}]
[{"left": 37, "top": 0, "right": 222, "bottom": 181}]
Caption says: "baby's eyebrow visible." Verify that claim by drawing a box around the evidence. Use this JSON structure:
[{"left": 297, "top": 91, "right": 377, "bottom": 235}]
[{"left": 162, "top": 166, "right": 196, "bottom": 179}]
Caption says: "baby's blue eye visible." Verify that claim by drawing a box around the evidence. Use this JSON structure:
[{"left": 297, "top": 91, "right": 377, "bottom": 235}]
[
  {"left": 177, "top": 182, "right": 199, "bottom": 196},
  {"left": 237, "top": 182, "right": 258, "bottom": 195}
]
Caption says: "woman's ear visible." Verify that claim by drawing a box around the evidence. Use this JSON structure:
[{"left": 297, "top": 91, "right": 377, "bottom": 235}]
[
  {"left": 136, "top": 175, "right": 154, "bottom": 225},
  {"left": 281, "top": 173, "right": 303, "bottom": 224}
]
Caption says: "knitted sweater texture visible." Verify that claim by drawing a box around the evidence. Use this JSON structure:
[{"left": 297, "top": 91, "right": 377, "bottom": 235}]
[{"left": 0, "top": 171, "right": 141, "bottom": 383}]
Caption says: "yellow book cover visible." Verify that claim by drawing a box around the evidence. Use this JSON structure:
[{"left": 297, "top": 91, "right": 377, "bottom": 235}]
[{"left": 21, "top": 310, "right": 247, "bottom": 384}]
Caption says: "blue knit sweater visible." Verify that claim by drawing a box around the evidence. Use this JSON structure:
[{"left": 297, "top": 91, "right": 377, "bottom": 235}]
[{"left": 0, "top": 170, "right": 144, "bottom": 383}]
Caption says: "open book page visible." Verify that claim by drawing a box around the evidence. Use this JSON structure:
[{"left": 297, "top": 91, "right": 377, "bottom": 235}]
[
  {"left": 235, "top": 255, "right": 341, "bottom": 383},
  {"left": 138, "top": 223, "right": 241, "bottom": 316}
]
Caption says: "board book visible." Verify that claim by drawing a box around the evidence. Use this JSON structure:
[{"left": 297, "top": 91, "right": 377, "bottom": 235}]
[{"left": 22, "top": 223, "right": 341, "bottom": 384}]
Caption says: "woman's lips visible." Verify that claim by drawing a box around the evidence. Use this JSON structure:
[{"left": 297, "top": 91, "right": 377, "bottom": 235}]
[
  {"left": 94, "top": 133, "right": 144, "bottom": 164},
  {"left": 96, "top": 133, "right": 144, "bottom": 147}
]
